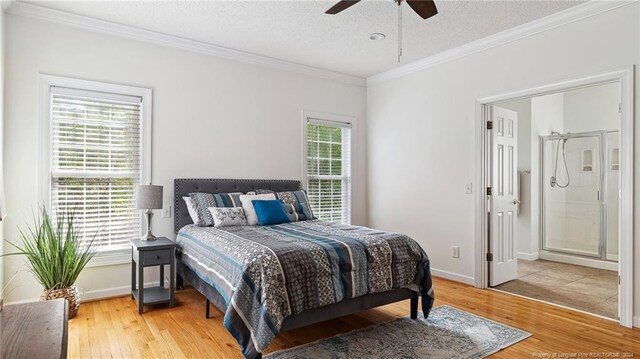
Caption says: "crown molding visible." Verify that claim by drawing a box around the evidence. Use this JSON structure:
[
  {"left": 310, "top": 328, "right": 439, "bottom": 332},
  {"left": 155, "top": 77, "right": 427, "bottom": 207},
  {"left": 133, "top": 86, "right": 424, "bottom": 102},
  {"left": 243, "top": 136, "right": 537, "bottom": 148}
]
[
  {"left": 367, "top": 0, "right": 637, "bottom": 86},
  {"left": 6, "top": 2, "right": 366, "bottom": 87},
  {"left": 1, "top": 0, "right": 15, "bottom": 11}
]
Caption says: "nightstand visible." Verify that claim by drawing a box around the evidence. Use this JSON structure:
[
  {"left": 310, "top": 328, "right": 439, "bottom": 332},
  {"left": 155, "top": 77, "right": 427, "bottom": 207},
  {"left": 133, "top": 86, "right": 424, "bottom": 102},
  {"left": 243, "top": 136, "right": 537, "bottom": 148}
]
[{"left": 130, "top": 237, "right": 177, "bottom": 314}]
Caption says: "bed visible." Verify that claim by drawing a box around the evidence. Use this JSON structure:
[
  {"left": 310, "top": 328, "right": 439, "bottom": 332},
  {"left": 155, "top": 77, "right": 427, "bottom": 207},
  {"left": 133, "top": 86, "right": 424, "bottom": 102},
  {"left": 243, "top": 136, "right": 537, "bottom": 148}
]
[{"left": 174, "top": 178, "right": 434, "bottom": 359}]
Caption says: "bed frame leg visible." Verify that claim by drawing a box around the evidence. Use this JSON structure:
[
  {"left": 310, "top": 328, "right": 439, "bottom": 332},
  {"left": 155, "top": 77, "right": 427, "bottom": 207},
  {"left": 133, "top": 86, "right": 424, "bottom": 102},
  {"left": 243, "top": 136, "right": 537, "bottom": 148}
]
[
  {"left": 205, "top": 298, "right": 211, "bottom": 319},
  {"left": 177, "top": 273, "right": 184, "bottom": 290},
  {"left": 410, "top": 293, "right": 418, "bottom": 319}
]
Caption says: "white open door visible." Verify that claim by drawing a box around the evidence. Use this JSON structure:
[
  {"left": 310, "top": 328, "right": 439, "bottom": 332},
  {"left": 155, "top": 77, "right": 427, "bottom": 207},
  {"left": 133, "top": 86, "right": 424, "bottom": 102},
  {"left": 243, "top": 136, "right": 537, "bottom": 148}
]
[{"left": 489, "top": 105, "right": 519, "bottom": 286}]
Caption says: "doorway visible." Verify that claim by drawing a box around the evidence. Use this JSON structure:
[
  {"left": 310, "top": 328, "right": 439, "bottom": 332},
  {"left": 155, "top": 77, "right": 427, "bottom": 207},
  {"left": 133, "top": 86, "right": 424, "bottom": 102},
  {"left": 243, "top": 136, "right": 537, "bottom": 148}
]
[{"left": 474, "top": 68, "right": 633, "bottom": 327}]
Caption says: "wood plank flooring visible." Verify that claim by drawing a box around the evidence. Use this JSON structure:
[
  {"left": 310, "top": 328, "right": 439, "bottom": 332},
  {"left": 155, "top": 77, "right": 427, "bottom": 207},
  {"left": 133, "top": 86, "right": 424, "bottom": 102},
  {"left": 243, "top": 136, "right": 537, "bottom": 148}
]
[{"left": 68, "top": 277, "right": 640, "bottom": 358}]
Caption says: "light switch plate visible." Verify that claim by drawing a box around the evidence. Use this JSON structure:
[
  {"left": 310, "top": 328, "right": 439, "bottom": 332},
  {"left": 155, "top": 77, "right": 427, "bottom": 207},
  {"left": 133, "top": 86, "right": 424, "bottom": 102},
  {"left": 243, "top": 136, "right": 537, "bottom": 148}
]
[
  {"left": 452, "top": 246, "right": 460, "bottom": 258},
  {"left": 464, "top": 183, "right": 473, "bottom": 194},
  {"left": 162, "top": 205, "right": 171, "bottom": 218}
]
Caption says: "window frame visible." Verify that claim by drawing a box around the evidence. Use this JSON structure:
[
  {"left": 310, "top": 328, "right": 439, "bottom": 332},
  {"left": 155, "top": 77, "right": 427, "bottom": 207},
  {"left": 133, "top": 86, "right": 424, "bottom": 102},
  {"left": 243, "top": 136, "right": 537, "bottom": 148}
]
[
  {"left": 301, "top": 110, "right": 355, "bottom": 225},
  {"left": 38, "top": 74, "right": 152, "bottom": 265}
]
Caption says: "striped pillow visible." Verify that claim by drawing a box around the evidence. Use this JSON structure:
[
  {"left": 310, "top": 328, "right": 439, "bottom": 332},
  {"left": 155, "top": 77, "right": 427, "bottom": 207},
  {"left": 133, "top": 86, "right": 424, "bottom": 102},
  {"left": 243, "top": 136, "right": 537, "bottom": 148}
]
[
  {"left": 189, "top": 192, "right": 243, "bottom": 227},
  {"left": 276, "top": 190, "right": 315, "bottom": 222}
]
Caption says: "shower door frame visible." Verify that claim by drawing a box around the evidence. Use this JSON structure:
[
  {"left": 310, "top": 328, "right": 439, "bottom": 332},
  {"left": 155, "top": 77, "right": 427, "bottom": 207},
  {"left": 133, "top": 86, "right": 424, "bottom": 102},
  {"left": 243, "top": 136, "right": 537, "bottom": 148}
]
[
  {"left": 474, "top": 66, "right": 634, "bottom": 328},
  {"left": 539, "top": 131, "right": 615, "bottom": 261}
]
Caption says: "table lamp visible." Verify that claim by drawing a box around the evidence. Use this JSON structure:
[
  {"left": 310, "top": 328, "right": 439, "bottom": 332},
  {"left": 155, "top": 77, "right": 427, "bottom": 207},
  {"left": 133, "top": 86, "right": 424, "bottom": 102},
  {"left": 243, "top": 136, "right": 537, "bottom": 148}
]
[{"left": 136, "top": 184, "right": 163, "bottom": 241}]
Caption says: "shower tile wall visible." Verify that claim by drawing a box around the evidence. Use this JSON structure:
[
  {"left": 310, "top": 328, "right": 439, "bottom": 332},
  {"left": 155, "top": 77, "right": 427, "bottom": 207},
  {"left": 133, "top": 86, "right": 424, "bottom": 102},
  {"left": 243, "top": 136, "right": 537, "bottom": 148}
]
[
  {"left": 543, "top": 136, "right": 601, "bottom": 256},
  {"left": 542, "top": 132, "right": 619, "bottom": 261}
]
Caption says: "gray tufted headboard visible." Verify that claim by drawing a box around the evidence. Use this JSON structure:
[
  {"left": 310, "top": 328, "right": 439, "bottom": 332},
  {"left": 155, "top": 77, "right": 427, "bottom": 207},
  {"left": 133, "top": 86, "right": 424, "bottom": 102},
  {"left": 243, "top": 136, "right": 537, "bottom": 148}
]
[{"left": 174, "top": 178, "right": 301, "bottom": 233}]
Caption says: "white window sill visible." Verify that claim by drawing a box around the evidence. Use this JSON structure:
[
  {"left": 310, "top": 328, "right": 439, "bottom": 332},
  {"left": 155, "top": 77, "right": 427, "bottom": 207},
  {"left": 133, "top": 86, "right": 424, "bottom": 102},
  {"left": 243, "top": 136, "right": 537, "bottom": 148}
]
[{"left": 86, "top": 248, "right": 131, "bottom": 268}]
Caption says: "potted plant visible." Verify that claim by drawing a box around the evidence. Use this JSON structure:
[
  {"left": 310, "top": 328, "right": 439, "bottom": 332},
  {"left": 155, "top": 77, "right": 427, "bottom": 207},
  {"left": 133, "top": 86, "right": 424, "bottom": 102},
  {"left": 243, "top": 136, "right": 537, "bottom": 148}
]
[{"left": 5, "top": 206, "right": 97, "bottom": 318}]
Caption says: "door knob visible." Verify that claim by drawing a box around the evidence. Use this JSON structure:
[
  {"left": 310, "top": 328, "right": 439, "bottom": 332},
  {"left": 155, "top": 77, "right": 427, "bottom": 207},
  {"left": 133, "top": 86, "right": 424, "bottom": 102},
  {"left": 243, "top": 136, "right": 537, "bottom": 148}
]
[{"left": 512, "top": 199, "right": 521, "bottom": 205}]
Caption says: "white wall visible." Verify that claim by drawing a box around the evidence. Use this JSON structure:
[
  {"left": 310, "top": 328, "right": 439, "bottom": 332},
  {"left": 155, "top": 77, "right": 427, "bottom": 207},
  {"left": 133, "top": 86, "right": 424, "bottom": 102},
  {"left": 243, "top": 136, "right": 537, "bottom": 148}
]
[
  {"left": 0, "top": 6, "right": 5, "bottom": 300},
  {"left": 563, "top": 82, "right": 621, "bottom": 133},
  {"left": 3, "top": 14, "right": 367, "bottom": 303},
  {"left": 367, "top": 3, "right": 639, "bottom": 310},
  {"left": 531, "top": 93, "right": 565, "bottom": 257}
]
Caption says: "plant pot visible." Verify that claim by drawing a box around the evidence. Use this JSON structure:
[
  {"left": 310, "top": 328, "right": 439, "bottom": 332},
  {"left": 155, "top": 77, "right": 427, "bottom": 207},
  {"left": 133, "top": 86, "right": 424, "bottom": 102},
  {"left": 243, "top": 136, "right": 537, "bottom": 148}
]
[{"left": 40, "top": 285, "right": 80, "bottom": 319}]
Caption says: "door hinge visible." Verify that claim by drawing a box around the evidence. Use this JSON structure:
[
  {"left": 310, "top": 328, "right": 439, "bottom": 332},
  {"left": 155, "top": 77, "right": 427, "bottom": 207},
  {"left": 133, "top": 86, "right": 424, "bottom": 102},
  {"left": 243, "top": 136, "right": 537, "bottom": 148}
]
[
  {"left": 486, "top": 121, "right": 493, "bottom": 130},
  {"left": 487, "top": 253, "right": 493, "bottom": 262},
  {"left": 486, "top": 187, "right": 492, "bottom": 195}
]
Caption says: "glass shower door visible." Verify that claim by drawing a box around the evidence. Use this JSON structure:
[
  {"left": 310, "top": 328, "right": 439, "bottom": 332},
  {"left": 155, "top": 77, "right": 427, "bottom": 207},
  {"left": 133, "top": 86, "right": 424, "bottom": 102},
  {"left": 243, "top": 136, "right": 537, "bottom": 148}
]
[
  {"left": 542, "top": 134, "right": 602, "bottom": 257},
  {"left": 606, "top": 131, "right": 619, "bottom": 261}
]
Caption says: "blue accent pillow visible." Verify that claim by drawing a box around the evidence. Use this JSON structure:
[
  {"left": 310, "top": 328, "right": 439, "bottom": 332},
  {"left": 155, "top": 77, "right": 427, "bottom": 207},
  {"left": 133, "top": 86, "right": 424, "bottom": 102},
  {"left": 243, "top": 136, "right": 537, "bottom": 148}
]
[{"left": 252, "top": 199, "right": 291, "bottom": 226}]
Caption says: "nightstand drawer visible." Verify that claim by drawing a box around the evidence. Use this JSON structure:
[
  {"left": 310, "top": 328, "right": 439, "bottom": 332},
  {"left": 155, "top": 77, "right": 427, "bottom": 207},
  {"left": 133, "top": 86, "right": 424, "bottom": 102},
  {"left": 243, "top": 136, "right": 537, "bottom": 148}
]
[{"left": 142, "top": 249, "right": 171, "bottom": 266}]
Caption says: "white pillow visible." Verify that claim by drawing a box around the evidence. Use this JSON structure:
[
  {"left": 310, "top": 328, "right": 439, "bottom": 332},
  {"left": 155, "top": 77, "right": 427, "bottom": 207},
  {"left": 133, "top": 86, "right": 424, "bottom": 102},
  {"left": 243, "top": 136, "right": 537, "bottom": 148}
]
[
  {"left": 183, "top": 196, "right": 199, "bottom": 224},
  {"left": 239, "top": 193, "right": 276, "bottom": 225},
  {"left": 208, "top": 207, "right": 248, "bottom": 227}
]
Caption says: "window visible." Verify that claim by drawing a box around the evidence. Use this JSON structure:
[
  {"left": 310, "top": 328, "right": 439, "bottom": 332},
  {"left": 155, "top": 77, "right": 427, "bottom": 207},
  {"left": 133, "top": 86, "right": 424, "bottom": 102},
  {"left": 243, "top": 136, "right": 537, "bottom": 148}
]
[
  {"left": 304, "top": 115, "right": 352, "bottom": 224},
  {"left": 40, "top": 76, "right": 151, "bottom": 254}
]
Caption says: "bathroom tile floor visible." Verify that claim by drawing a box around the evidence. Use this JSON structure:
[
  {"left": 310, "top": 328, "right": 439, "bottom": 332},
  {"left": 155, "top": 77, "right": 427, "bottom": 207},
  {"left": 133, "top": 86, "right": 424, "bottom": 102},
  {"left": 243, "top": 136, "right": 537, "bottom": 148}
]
[{"left": 494, "top": 259, "right": 618, "bottom": 319}]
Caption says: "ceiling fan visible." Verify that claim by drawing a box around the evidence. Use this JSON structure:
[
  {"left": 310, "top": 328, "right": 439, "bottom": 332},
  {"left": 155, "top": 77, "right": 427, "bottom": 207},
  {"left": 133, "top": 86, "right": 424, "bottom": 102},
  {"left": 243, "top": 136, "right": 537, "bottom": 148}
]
[
  {"left": 325, "top": 0, "right": 439, "bottom": 62},
  {"left": 326, "top": 0, "right": 438, "bottom": 20}
]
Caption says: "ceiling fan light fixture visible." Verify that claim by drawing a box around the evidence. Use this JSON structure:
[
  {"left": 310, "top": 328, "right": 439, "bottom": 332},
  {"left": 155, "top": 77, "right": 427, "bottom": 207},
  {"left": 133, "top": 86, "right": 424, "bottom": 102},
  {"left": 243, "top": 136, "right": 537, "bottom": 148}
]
[{"left": 369, "top": 33, "right": 386, "bottom": 41}]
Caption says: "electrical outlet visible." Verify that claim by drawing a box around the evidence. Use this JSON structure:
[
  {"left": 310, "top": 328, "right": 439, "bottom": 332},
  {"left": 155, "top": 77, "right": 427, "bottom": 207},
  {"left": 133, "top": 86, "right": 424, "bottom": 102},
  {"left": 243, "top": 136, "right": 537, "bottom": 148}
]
[
  {"left": 452, "top": 246, "right": 460, "bottom": 258},
  {"left": 464, "top": 183, "right": 472, "bottom": 194},
  {"left": 162, "top": 205, "right": 171, "bottom": 218}
]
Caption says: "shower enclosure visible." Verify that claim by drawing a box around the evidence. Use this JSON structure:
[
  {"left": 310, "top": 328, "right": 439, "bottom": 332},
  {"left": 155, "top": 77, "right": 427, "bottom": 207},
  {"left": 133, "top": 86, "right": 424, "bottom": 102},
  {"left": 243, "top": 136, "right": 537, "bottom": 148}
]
[{"left": 540, "top": 130, "right": 619, "bottom": 262}]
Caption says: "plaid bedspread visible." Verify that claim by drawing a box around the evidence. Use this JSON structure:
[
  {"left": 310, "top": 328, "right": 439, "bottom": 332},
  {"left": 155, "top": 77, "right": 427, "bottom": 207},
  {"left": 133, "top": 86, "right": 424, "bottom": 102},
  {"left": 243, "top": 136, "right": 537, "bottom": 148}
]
[{"left": 176, "top": 220, "right": 434, "bottom": 358}]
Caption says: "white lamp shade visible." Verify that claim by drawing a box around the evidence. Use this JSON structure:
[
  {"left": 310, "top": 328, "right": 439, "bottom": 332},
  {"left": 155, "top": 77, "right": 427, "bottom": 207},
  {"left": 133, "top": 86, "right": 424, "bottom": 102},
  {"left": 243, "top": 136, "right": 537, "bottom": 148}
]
[{"left": 136, "top": 185, "right": 163, "bottom": 209}]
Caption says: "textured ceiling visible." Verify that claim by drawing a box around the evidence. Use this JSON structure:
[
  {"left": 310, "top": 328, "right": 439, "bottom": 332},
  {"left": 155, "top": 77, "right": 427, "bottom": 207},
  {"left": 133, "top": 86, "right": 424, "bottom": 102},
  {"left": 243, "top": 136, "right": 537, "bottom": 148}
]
[{"left": 22, "top": 0, "right": 585, "bottom": 78}]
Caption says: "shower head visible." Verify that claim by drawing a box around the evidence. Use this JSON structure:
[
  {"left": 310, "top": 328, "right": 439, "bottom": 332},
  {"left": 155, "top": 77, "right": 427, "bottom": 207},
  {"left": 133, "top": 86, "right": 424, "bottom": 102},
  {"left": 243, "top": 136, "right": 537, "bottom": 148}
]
[{"left": 551, "top": 131, "right": 570, "bottom": 142}]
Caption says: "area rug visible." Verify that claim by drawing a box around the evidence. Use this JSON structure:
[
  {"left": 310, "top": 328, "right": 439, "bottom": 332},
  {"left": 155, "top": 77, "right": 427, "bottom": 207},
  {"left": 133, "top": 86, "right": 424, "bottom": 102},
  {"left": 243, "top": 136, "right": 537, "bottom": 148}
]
[{"left": 266, "top": 305, "right": 531, "bottom": 359}]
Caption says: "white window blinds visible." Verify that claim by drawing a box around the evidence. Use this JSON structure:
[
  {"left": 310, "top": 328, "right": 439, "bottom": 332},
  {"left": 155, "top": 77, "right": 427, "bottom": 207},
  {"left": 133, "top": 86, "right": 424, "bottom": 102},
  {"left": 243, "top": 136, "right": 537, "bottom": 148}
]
[
  {"left": 306, "top": 118, "right": 352, "bottom": 224},
  {"left": 50, "top": 86, "right": 143, "bottom": 250}
]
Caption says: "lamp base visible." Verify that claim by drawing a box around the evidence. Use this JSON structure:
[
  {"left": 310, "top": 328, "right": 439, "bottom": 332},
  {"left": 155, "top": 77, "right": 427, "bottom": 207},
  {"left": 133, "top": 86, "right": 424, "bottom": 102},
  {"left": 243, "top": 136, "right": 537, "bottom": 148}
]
[
  {"left": 141, "top": 232, "right": 157, "bottom": 241},
  {"left": 142, "top": 210, "right": 156, "bottom": 241}
]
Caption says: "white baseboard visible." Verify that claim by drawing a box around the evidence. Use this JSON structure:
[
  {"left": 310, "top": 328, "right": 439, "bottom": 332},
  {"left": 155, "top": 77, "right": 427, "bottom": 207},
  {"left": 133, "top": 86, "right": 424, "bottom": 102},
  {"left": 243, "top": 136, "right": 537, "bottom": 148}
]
[
  {"left": 2, "top": 297, "right": 38, "bottom": 306},
  {"left": 430, "top": 268, "right": 475, "bottom": 285},
  {"left": 538, "top": 251, "right": 618, "bottom": 271},
  {"left": 634, "top": 316, "right": 640, "bottom": 328},
  {"left": 3, "top": 279, "right": 168, "bottom": 306},
  {"left": 517, "top": 252, "right": 540, "bottom": 261},
  {"left": 81, "top": 279, "right": 170, "bottom": 302},
  {"left": 79, "top": 285, "right": 137, "bottom": 302}
]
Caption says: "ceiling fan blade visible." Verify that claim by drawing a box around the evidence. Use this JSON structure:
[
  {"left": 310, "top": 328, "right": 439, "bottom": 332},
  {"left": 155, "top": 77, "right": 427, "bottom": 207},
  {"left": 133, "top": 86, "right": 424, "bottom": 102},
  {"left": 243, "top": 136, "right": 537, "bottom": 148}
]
[
  {"left": 406, "top": 0, "right": 438, "bottom": 20},
  {"left": 325, "top": 0, "right": 361, "bottom": 15}
]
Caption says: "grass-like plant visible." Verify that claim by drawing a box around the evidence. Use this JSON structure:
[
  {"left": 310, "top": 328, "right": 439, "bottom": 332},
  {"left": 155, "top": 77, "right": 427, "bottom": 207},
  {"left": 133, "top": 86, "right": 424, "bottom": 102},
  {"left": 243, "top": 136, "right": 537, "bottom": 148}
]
[{"left": 6, "top": 206, "right": 98, "bottom": 290}]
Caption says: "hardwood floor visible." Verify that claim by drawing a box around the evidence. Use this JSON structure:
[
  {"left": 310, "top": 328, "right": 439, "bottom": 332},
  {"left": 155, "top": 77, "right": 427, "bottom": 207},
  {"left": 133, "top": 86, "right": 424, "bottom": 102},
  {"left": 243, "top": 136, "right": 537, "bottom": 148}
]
[{"left": 68, "top": 277, "right": 640, "bottom": 358}]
